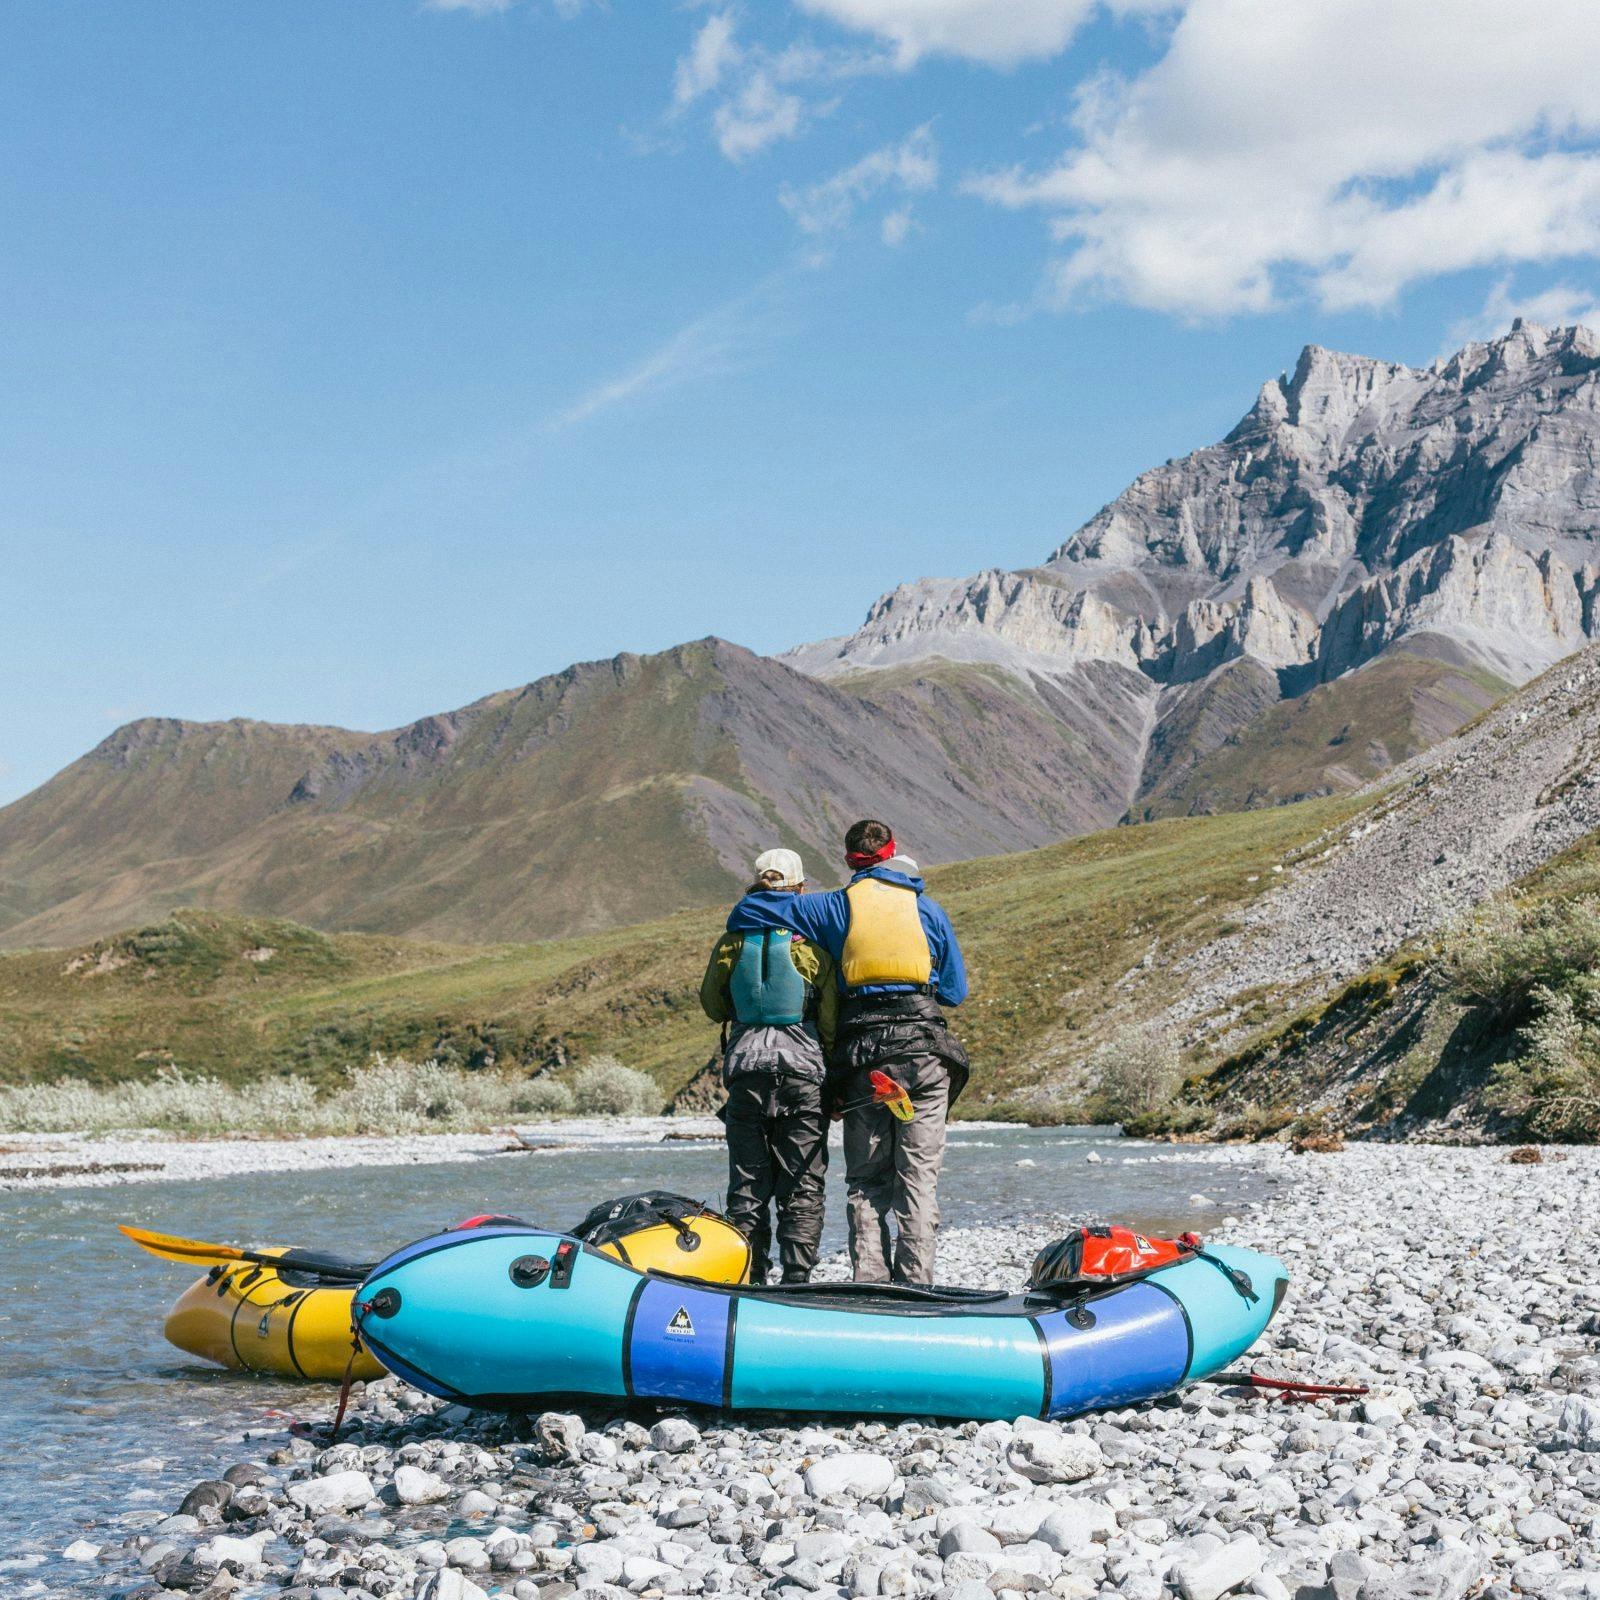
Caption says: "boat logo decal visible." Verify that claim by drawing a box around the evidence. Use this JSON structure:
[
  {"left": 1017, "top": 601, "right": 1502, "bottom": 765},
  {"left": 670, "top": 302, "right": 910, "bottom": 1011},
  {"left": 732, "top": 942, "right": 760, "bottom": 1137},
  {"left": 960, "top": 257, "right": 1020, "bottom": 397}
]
[{"left": 665, "top": 1306, "right": 695, "bottom": 1337}]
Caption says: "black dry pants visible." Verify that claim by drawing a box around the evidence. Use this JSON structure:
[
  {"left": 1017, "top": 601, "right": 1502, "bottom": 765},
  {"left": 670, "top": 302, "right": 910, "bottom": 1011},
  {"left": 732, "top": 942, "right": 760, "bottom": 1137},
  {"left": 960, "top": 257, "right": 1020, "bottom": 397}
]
[{"left": 723, "top": 1074, "right": 828, "bottom": 1284}]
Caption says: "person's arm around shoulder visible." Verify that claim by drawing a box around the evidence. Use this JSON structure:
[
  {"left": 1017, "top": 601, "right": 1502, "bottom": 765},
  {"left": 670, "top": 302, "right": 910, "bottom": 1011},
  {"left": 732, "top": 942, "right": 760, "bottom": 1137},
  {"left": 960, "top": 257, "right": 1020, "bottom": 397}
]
[
  {"left": 699, "top": 932, "right": 742, "bottom": 1023},
  {"left": 730, "top": 887, "right": 849, "bottom": 956},
  {"left": 921, "top": 897, "right": 969, "bottom": 1007}
]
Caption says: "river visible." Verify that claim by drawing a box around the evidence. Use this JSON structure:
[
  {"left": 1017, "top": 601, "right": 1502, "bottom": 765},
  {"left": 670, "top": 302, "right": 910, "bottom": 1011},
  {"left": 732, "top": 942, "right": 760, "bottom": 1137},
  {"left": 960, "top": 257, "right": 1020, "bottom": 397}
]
[{"left": 0, "top": 1125, "right": 1269, "bottom": 1595}]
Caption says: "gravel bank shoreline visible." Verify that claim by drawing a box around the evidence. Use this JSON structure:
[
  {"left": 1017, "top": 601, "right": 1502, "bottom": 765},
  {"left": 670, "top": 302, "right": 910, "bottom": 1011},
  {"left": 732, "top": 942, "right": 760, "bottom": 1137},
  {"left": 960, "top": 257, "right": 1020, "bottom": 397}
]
[
  {"left": 39, "top": 1145, "right": 1600, "bottom": 1600},
  {"left": 0, "top": 1120, "right": 732, "bottom": 1192}
]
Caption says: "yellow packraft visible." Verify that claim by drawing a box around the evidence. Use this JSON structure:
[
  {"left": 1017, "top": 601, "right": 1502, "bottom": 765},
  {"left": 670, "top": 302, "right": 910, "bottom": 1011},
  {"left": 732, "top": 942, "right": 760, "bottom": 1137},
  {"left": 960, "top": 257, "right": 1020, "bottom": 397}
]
[{"left": 127, "top": 1195, "right": 751, "bottom": 1383}]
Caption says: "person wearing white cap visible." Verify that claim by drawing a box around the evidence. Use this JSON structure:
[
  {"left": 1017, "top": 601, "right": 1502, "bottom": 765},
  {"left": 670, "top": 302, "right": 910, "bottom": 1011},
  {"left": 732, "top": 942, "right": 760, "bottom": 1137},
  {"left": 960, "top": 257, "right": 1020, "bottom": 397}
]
[
  {"left": 699, "top": 848, "right": 839, "bottom": 1284},
  {"left": 720, "top": 819, "right": 970, "bottom": 1286}
]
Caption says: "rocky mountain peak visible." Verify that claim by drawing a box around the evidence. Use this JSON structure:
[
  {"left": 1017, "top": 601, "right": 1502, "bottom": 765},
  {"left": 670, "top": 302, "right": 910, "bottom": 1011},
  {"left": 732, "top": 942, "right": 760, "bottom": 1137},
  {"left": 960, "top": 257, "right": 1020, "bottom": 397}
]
[
  {"left": 790, "top": 322, "right": 1600, "bottom": 697},
  {"left": 11, "top": 329, "right": 1600, "bottom": 955},
  {"left": 90, "top": 717, "right": 189, "bottom": 770},
  {"left": 1275, "top": 342, "right": 1422, "bottom": 448}
]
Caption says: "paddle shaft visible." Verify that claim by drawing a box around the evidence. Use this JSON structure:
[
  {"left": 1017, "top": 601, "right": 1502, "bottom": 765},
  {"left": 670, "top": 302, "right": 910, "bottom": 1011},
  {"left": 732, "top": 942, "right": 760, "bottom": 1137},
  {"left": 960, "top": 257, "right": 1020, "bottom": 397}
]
[{"left": 119, "top": 1225, "right": 369, "bottom": 1284}]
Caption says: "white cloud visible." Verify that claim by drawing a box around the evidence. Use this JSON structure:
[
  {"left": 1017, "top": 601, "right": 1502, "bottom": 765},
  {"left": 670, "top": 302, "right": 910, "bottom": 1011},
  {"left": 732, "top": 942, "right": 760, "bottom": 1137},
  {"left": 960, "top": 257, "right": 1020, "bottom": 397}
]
[
  {"left": 793, "top": 0, "right": 1115, "bottom": 67},
  {"left": 880, "top": 206, "right": 914, "bottom": 246},
  {"left": 669, "top": 12, "right": 889, "bottom": 162},
  {"left": 551, "top": 279, "right": 788, "bottom": 427},
  {"left": 674, "top": 12, "right": 739, "bottom": 108},
  {"left": 967, "top": 0, "right": 1600, "bottom": 318},
  {"left": 714, "top": 70, "right": 808, "bottom": 161},
  {"left": 671, "top": 14, "right": 814, "bottom": 162},
  {"left": 423, "top": 0, "right": 592, "bottom": 15},
  {"left": 780, "top": 125, "right": 938, "bottom": 236},
  {"left": 1451, "top": 276, "right": 1600, "bottom": 347}
]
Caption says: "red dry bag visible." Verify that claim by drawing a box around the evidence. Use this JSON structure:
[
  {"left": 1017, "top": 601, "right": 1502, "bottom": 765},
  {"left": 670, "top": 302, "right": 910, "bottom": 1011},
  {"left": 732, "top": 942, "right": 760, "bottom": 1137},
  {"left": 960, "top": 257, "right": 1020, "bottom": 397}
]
[{"left": 1027, "top": 1224, "right": 1201, "bottom": 1291}]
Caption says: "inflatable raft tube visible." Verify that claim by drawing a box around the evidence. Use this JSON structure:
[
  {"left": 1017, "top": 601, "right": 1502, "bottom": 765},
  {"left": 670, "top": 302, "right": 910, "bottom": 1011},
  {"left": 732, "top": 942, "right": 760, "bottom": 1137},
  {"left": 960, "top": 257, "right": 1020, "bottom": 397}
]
[
  {"left": 156, "top": 1206, "right": 750, "bottom": 1383},
  {"left": 354, "top": 1226, "right": 1288, "bottom": 1420},
  {"left": 166, "top": 1250, "right": 388, "bottom": 1382}
]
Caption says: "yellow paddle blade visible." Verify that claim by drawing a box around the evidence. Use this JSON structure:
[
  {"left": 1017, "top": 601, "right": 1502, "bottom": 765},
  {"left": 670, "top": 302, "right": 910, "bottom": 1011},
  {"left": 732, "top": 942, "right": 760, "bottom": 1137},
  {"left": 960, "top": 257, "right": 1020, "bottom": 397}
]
[
  {"left": 868, "top": 1070, "right": 915, "bottom": 1123},
  {"left": 118, "top": 1223, "right": 262, "bottom": 1269}
]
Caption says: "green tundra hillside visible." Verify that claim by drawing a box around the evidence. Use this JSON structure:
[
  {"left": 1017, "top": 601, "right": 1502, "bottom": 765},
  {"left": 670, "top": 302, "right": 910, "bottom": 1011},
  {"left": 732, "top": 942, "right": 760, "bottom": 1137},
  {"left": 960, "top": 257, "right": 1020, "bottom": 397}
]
[
  {"left": 0, "top": 640, "right": 1170, "bottom": 952},
  {"left": 0, "top": 797, "right": 1355, "bottom": 1116}
]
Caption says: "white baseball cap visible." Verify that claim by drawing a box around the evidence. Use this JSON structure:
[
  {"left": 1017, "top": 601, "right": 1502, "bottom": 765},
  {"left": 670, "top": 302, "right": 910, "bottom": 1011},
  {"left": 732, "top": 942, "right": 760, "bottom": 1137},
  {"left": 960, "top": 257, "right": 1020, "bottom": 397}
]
[{"left": 753, "top": 848, "right": 806, "bottom": 889}]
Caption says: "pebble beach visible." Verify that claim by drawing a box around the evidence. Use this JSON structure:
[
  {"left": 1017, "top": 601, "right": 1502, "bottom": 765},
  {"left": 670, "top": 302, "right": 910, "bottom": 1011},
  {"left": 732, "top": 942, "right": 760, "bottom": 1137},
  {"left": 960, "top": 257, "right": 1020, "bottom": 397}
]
[{"left": 35, "top": 1143, "right": 1599, "bottom": 1600}]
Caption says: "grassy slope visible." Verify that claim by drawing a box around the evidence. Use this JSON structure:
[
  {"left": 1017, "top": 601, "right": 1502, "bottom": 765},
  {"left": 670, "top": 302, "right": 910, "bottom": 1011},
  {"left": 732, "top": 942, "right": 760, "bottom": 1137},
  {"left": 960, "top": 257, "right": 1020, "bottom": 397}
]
[
  {"left": 0, "top": 720, "right": 368, "bottom": 932},
  {"left": 0, "top": 645, "right": 749, "bottom": 952},
  {"left": 0, "top": 641, "right": 1157, "bottom": 954},
  {"left": 0, "top": 798, "right": 1359, "bottom": 1114},
  {"left": 1133, "top": 654, "right": 1509, "bottom": 819}
]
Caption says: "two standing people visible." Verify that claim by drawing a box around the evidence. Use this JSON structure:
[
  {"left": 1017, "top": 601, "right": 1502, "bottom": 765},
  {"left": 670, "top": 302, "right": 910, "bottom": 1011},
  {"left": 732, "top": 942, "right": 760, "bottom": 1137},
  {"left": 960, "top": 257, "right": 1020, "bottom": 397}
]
[{"left": 699, "top": 820, "right": 969, "bottom": 1286}]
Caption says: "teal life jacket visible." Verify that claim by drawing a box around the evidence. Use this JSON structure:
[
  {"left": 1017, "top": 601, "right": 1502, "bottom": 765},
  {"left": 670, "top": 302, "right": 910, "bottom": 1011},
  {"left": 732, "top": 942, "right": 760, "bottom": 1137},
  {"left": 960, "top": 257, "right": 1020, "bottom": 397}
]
[{"left": 729, "top": 929, "right": 811, "bottom": 1027}]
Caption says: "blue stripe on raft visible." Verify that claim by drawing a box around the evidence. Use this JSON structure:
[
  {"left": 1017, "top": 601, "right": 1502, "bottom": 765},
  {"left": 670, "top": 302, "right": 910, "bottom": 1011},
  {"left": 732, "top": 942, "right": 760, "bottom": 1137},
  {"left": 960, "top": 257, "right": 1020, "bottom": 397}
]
[
  {"left": 1157, "top": 1247, "right": 1288, "bottom": 1380},
  {"left": 628, "top": 1281, "right": 732, "bottom": 1406},
  {"left": 1035, "top": 1281, "right": 1189, "bottom": 1418},
  {"left": 729, "top": 1298, "right": 1045, "bottom": 1419}
]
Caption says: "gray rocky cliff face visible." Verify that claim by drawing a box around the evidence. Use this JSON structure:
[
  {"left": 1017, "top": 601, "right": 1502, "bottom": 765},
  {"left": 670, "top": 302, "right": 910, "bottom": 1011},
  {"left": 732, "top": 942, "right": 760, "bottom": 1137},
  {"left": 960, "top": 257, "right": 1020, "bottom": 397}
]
[
  {"left": 787, "top": 321, "right": 1600, "bottom": 693},
  {"left": 1172, "top": 638, "right": 1600, "bottom": 1030}
]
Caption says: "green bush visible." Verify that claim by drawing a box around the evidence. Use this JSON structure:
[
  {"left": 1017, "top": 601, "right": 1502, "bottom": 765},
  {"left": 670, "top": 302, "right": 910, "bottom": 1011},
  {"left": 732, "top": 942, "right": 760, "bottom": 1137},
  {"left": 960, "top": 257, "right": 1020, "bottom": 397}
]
[
  {"left": 0, "top": 1054, "right": 596, "bottom": 1136},
  {"left": 1217, "top": 1104, "right": 1296, "bottom": 1142},
  {"left": 1442, "top": 895, "right": 1600, "bottom": 1024},
  {"left": 1488, "top": 980, "right": 1600, "bottom": 1141},
  {"left": 1085, "top": 1026, "right": 1183, "bottom": 1123},
  {"left": 0, "top": 1065, "right": 320, "bottom": 1135},
  {"left": 1442, "top": 890, "right": 1600, "bottom": 1141},
  {"left": 570, "top": 1055, "right": 660, "bottom": 1116},
  {"left": 511, "top": 1076, "right": 576, "bottom": 1117},
  {"left": 337, "top": 1055, "right": 471, "bottom": 1134},
  {"left": 1120, "top": 1102, "right": 1213, "bottom": 1138}
]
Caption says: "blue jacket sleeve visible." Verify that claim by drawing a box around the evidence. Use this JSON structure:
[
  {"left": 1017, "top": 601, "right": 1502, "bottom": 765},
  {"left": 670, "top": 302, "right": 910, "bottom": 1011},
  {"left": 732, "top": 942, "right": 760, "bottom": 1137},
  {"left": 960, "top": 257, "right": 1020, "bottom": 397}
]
[
  {"left": 727, "top": 889, "right": 850, "bottom": 961},
  {"left": 920, "top": 897, "right": 968, "bottom": 1006}
]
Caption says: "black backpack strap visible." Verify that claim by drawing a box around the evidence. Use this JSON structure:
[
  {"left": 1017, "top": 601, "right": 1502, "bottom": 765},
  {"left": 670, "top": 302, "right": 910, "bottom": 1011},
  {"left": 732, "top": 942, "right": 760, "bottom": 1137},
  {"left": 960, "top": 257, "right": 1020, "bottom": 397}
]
[{"left": 570, "top": 1191, "right": 714, "bottom": 1247}]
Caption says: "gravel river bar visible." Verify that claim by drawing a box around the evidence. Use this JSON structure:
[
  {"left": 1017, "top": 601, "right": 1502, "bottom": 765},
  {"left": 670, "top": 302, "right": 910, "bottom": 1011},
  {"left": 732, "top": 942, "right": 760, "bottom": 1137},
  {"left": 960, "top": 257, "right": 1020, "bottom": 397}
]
[{"left": 13, "top": 1144, "right": 1600, "bottom": 1600}]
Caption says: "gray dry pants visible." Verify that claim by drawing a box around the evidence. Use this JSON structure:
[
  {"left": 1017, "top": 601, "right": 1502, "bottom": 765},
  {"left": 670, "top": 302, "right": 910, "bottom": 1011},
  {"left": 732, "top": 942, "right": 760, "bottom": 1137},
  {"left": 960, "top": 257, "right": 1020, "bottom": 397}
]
[
  {"left": 841, "top": 1055, "right": 950, "bottom": 1286},
  {"left": 723, "top": 1074, "right": 828, "bottom": 1284}
]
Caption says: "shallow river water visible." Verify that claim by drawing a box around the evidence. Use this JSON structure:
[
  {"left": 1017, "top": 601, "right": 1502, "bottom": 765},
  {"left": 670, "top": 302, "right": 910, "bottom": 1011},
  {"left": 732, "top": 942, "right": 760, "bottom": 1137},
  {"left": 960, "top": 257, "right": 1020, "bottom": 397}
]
[{"left": 0, "top": 1125, "right": 1266, "bottom": 1594}]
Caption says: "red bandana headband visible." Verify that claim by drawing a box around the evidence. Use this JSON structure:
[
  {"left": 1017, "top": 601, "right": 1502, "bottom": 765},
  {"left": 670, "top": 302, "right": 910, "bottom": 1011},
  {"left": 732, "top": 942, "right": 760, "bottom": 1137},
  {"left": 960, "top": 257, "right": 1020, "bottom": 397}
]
[{"left": 845, "top": 838, "right": 897, "bottom": 872}]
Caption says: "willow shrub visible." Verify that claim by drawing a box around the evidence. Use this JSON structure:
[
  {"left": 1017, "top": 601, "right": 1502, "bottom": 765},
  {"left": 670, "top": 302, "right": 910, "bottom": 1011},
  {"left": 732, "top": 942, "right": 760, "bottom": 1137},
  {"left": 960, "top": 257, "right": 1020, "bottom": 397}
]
[
  {"left": 0, "top": 1053, "right": 632, "bottom": 1136},
  {"left": 1441, "top": 891, "right": 1600, "bottom": 1141}
]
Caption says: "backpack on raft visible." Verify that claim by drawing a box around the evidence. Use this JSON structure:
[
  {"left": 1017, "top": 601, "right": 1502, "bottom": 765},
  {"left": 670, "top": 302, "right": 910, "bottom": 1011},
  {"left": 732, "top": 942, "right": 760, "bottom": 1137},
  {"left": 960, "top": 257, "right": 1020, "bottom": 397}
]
[
  {"left": 1029, "top": 1225, "right": 1261, "bottom": 1305},
  {"left": 1028, "top": 1225, "right": 1201, "bottom": 1291},
  {"left": 458, "top": 1193, "right": 753, "bottom": 1284},
  {"left": 569, "top": 1190, "right": 710, "bottom": 1246},
  {"left": 569, "top": 1190, "right": 753, "bottom": 1282}
]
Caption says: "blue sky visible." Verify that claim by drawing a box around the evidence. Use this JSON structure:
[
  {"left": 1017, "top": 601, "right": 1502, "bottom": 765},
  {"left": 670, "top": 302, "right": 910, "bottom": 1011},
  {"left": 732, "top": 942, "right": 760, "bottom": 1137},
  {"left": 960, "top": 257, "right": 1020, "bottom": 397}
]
[{"left": 5, "top": 0, "right": 1598, "bottom": 804}]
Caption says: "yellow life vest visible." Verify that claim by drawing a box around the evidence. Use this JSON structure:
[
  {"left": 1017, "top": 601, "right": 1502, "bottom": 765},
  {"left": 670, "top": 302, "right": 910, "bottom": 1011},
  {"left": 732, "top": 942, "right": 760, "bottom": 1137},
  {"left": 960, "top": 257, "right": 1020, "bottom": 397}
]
[{"left": 841, "top": 877, "right": 933, "bottom": 990}]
